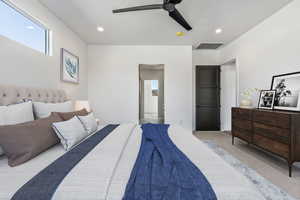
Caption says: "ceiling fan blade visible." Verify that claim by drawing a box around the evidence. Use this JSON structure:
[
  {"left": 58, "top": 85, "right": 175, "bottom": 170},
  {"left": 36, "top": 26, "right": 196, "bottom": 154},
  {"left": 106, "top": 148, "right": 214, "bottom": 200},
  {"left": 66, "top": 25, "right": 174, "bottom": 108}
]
[
  {"left": 169, "top": 0, "right": 183, "bottom": 4},
  {"left": 113, "top": 4, "right": 163, "bottom": 13},
  {"left": 169, "top": 8, "right": 192, "bottom": 31}
]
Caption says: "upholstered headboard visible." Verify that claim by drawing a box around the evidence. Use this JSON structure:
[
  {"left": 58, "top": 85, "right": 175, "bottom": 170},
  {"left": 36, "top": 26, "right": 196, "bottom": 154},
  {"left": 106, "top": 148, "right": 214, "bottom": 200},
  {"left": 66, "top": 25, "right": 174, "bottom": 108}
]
[{"left": 0, "top": 85, "right": 68, "bottom": 106}]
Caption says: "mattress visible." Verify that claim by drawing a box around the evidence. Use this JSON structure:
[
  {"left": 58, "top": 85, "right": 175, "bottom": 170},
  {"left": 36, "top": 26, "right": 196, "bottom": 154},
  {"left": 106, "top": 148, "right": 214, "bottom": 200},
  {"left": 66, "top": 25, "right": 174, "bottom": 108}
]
[{"left": 0, "top": 123, "right": 265, "bottom": 200}]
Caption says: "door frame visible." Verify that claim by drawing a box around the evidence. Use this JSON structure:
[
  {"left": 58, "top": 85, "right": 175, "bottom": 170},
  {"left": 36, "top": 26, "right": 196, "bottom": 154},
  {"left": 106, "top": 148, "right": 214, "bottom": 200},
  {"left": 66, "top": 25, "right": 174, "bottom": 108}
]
[
  {"left": 220, "top": 59, "right": 238, "bottom": 131},
  {"left": 139, "top": 64, "right": 165, "bottom": 124}
]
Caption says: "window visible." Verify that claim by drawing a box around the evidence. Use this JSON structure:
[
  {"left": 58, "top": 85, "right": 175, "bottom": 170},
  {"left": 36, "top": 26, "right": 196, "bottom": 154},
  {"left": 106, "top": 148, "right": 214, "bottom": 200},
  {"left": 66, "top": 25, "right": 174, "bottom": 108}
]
[
  {"left": 151, "top": 80, "right": 158, "bottom": 90},
  {"left": 0, "top": 0, "right": 50, "bottom": 54},
  {"left": 151, "top": 80, "right": 159, "bottom": 96}
]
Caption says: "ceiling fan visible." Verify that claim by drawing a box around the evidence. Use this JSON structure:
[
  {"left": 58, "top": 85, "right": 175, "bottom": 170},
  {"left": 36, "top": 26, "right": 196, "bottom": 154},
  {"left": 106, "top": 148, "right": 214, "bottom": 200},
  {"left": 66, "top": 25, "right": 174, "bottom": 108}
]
[{"left": 112, "top": 0, "right": 192, "bottom": 31}]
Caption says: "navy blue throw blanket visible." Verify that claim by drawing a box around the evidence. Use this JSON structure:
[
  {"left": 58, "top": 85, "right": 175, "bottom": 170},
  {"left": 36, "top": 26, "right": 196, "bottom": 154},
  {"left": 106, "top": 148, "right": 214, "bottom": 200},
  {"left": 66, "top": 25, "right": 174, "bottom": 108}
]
[
  {"left": 12, "top": 124, "right": 119, "bottom": 200},
  {"left": 123, "top": 124, "right": 217, "bottom": 200}
]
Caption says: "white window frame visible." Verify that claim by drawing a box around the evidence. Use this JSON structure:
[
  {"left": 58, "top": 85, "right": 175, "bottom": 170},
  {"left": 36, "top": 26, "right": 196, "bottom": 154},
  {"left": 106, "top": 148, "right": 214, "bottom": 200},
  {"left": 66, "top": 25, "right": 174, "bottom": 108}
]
[{"left": 1, "top": 0, "right": 51, "bottom": 55}]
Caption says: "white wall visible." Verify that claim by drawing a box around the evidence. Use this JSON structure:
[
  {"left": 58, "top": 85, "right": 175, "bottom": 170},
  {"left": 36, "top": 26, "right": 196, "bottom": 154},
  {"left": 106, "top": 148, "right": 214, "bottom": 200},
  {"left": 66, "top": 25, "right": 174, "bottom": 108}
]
[
  {"left": 221, "top": 62, "right": 237, "bottom": 131},
  {"left": 4, "top": 0, "right": 298, "bottom": 132},
  {"left": 192, "top": 1, "right": 300, "bottom": 131},
  {"left": 0, "top": 0, "right": 88, "bottom": 99},
  {"left": 88, "top": 45, "right": 193, "bottom": 130},
  {"left": 220, "top": 0, "right": 300, "bottom": 106},
  {"left": 193, "top": 50, "right": 220, "bottom": 66}
]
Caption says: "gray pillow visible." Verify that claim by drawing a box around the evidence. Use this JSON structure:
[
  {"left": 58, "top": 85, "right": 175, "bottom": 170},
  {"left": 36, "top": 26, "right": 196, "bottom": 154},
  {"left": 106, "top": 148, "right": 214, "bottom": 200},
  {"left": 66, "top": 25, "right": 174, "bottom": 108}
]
[
  {"left": 0, "top": 113, "right": 62, "bottom": 167},
  {"left": 54, "top": 109, "right": 88, "bottom": 121}
]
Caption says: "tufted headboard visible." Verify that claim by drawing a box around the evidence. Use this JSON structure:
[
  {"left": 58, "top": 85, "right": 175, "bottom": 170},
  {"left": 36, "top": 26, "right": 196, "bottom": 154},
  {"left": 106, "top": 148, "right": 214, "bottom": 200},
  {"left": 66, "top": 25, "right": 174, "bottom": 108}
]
[{"left": 0, "top": 85, "right": 68, "bottom": 106}]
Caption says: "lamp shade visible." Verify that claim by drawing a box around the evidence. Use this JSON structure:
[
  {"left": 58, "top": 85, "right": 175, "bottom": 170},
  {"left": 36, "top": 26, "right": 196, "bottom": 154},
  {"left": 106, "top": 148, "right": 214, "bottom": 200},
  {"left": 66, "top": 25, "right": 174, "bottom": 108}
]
[{"left": 75, "top": 101, "right": 91, "bottom": 112}]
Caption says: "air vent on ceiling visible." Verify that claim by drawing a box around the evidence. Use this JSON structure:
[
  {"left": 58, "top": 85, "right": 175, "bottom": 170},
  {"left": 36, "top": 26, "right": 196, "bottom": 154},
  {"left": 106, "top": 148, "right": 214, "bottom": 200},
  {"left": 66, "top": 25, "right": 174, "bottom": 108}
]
[{"left": 196, "top": 43, "right": 223, "bottom": 50}]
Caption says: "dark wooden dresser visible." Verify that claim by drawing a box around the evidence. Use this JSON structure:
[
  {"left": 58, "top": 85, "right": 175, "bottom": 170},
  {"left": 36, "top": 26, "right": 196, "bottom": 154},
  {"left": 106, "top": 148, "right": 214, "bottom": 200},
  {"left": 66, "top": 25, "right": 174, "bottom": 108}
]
[{"left": 232, "top": 107, "right": 300, "bottom": 177}]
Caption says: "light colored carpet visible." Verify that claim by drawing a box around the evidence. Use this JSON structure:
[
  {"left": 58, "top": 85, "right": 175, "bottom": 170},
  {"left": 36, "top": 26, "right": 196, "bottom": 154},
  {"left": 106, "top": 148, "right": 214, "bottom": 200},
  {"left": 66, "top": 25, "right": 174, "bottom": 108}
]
[
  {"left": 204, "top": 140, "right": 296, "bottom": 200},
  {"left": 194, "top": 131, "right": 300, "bottom": 199}
]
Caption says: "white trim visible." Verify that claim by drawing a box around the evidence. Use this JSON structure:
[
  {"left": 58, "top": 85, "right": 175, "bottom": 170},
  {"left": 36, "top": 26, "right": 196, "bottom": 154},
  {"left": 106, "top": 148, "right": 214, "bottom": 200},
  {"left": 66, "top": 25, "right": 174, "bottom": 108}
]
[
  {"left": 1, "top": 0, "right": 48, "bottom": 30},
  {"left": 220, "top": 58, "right": 240, "bottom": 107},
  {"left": 0, "top": 0, "right": 51, "bottom": 55},
  {"left": 220, "top": 58, "right": 239, "bottom": 131}
]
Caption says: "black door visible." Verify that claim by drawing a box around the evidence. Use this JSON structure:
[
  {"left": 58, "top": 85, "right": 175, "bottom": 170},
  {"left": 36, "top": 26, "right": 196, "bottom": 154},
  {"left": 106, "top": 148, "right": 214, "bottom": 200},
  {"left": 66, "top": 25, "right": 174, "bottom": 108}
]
[{"left": 196, "top": 66, "right": 220, "bottom": 131}]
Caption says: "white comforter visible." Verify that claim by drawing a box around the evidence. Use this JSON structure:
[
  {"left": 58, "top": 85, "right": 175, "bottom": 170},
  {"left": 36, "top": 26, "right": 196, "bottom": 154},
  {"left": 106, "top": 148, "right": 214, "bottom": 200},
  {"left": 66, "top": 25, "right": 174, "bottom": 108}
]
[{"left": 0, "top": 123, "right": 265, "bottom": 200}]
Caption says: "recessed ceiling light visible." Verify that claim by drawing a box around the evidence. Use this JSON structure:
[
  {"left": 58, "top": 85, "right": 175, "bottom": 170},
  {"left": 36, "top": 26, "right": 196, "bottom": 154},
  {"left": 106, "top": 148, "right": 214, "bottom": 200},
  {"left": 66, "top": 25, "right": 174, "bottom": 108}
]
[
  {"left": 215, "top": 28, "right": 222, "bottom": 34},
  {"left": 97, "top": 26, "right": 104, "bottom": 32},
  {"left": 26, "top": 26, "right": 35, "bottom": 30}
]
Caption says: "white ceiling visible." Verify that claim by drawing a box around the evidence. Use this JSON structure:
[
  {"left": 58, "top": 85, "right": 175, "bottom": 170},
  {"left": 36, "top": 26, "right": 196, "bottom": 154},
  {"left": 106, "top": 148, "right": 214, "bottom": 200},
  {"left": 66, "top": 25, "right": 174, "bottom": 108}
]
[{"left": 39, "top": 0, "right": 292, "bottom": 46}]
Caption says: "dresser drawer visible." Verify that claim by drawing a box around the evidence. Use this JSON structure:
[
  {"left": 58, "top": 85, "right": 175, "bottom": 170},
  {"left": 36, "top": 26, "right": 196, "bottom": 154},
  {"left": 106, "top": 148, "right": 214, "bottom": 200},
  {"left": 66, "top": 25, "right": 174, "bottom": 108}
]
[
  {"left": 253, "top": 134, "right": 289, "bottom": 158},
  {"left": 254, "top": 123, "right": 290, "bottom": 144},
  {"left": 232, "top": 127, "right": 252, "bottom": 142},
  {"left": 253, "top": 111, "right": 290, "bottom": 129},
  {"left": 233, "top": 119, "right": 252, "bottom": 131},
  {"left": 232, "top": 108, "right": 252, "bottom": 120}
]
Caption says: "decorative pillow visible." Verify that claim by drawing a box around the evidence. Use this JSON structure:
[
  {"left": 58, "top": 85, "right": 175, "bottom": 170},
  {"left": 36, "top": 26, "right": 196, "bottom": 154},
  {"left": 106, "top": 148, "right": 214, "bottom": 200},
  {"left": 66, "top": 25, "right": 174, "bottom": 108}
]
[
  {"left": 0, "top": 101, "right": 34, "bottom": 156},
  {"left": 78, "top": 112, "right": 98, "bottom": 134},
  {"left": 0, "top": 113, "right": 62, "bottom": 167},
  {"left": 33, "top": 101, "right": 73, "bottom": 119},
  {"left": 0, "top": 101, "right": 34, "bottom": 125},
  {"left": 54, "top": 109, "right": 88, "bottom": 121},
  {"left": 52, "top": 116, "right": 88, "bottom": 151}
]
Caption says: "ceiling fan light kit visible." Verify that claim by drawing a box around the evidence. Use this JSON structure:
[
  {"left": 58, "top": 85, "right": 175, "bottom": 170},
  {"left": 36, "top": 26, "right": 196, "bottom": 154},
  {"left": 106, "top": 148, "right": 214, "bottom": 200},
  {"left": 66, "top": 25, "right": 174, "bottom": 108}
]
[
  {"left": 113, "top": 0, "right": 192, "bottom": 31},
  {"left": 176, "top": 32, "right": 185, "bottom": 36}
]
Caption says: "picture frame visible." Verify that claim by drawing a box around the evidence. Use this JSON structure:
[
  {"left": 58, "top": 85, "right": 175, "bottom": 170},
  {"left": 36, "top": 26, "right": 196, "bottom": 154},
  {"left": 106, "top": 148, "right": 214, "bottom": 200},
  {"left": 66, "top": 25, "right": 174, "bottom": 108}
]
[
  {"left": 271, "top": 71, "right": 300, "bottom": 112},
  {"left": 258, "top": 90, "right": 276, "bottom": 110},
  {"left": 61, "top": 48, "right": 79, "bottom": 84}
]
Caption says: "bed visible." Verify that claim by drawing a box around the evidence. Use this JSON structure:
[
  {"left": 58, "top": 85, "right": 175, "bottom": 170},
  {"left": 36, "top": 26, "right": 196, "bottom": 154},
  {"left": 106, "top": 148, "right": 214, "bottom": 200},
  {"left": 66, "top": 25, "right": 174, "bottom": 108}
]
[{"left": 0, "top": 85, "right": 265, "bottom": 200}]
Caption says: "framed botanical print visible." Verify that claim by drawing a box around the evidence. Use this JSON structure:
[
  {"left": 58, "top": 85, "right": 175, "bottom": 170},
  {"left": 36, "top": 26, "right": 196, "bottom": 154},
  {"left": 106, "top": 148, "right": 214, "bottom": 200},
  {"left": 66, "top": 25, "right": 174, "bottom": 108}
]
[
  {"left": 61, "top": 48, "right": 79, "bottom": 84},
  {"left": 258, "top": 90, "right": 276, "bottom": 110},
  {"left": 271, "top": 71, "right": 300, "bottom": 112}
]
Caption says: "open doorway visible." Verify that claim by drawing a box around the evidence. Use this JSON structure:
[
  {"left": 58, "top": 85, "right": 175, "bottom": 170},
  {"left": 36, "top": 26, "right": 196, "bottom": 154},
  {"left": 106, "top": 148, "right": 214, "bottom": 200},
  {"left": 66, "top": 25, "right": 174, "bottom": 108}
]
[
  {"left": 220, "top": 59, "right": 238, "bottom": 131},
  {"left": 139, "top": 64, "right": 164, "bottom": 124}
]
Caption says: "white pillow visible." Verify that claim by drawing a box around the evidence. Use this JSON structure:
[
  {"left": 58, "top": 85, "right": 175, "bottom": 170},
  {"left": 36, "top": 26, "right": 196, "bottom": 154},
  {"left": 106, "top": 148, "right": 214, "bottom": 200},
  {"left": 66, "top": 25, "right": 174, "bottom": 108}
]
[
  {"left": 33, "top": 101, "right": 73, "bottom": 119},
  {"left": 52, "top": 116, "right": 88, "bottom": 151},
  {"left": 78, "top": 113, "right": 98, "bottom": 134},
  {"left": 0, "top": 101, "right": 34, "bottom": 125},
  {"left": 0, "top": 101, "right": 34, "bottom": 156}
]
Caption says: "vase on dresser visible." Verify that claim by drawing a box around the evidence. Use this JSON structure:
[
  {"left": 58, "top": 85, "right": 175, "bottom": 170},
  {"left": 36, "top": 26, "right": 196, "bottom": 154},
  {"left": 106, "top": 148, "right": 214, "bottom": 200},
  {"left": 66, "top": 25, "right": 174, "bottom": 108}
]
[{"left": 240, "top": 99, "right": 253, "bottom": 108}]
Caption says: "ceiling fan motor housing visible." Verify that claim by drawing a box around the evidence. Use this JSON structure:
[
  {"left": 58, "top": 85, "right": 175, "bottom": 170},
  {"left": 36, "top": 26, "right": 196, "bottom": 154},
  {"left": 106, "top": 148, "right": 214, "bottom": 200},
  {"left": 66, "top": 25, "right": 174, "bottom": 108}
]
[{"left": 163, "top": 3, "right": 175, "bottom": 12}]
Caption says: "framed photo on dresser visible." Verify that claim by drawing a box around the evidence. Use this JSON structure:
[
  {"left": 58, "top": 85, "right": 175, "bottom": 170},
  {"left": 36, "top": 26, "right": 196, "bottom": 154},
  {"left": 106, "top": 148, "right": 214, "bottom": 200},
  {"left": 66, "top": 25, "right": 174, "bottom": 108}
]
[
  {"left": 258, "top": 90, "right": 276, "bottom": 110},
  {"left": 271, "top": 71, "right": 300, "bottom": 112}
]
